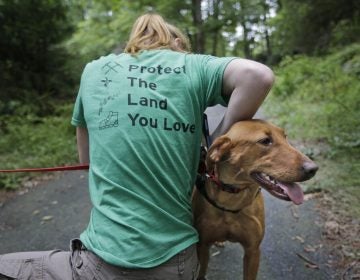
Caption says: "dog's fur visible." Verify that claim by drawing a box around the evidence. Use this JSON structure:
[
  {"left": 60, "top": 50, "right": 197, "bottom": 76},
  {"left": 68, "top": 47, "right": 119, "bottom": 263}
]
[{"left": 192, "top": 120, "right": 318, "bottom": 280}]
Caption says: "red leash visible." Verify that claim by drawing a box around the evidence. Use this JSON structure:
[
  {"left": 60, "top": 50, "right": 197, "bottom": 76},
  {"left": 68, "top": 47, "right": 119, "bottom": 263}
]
[{"left": 0, "top": 164, "right": 89, "bottom": 173}]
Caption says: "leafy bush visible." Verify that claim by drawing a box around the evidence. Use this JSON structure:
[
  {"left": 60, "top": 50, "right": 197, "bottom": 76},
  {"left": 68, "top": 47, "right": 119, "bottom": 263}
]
[
  {"left": 0, "top": 1, "right": 77, "bottom": 116},
  {"left": 265, "top": 43, "right": 360, "bottom": 151},
  {"left": 0, "top": 103, "right": 78, "bottom": 189}
]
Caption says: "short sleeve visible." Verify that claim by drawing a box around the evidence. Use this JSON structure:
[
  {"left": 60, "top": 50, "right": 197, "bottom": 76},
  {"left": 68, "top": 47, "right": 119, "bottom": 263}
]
[
  {"left": 71, "top": 66, "right": 88, "bottom": 127},
  {"left": 202, "top": 56, "right": 235, "bottom": 107}
]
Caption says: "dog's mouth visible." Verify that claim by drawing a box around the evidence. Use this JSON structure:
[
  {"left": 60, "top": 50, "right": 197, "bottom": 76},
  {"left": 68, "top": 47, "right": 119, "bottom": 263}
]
[{"left": 250, "top": 172, "right": 304, "bottom": 205}]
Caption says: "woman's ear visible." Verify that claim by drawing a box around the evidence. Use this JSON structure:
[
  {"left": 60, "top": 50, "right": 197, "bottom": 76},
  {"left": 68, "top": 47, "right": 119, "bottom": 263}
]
[
  {"left": 174, "top": 38, "right": 182, "bottom": 49},
  {"left": 206, "top": 136, "right": 232, "bottom": 173}
]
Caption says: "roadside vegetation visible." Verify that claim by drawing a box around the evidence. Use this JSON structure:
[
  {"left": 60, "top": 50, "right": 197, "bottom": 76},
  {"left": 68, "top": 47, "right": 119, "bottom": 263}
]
[{"left": 0, "top": 104, "right": 77, "bottom": 189}]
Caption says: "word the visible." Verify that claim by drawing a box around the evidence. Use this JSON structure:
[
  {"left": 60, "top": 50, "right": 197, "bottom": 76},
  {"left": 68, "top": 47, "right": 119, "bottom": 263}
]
[{"left": 127, "top": 77, "right": 157, "bottom": 90}]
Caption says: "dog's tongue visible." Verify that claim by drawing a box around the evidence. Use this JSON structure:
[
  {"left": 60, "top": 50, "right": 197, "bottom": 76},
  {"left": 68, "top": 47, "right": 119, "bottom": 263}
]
[{"left": 278, "top": 182, "right": 304, "bottom": 205}]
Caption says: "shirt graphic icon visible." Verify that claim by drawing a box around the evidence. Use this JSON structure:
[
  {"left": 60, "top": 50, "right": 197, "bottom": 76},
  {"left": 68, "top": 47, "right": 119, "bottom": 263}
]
[{"left": 99, "top": 112, "right": 119, "bottom": 130}]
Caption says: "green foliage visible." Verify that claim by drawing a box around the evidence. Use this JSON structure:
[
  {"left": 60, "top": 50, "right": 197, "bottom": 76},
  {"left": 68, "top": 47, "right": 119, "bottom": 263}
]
[
  {"left": 64, "top": 0, "right": 276, "bottom": 60},
  {"left": 65, "top": 0, "right": 192, "bottom": 63},
  {"left": 271, "top": 0, "right": 360, "bottom": 56},
  {"left": 330, "top": 15, "right": 360, "bottom": 49},
  {"left": 266, "top": 44, "right": 360, "bottom": 151},
  {"left": 66, "top": 1, "right": 131, "bottom": 64},
  {"left": 0, "top": 104, "right": 78, "bottom": 189},
  {"left": 0, "top": 0, "right": 76, "bottom": 115}
]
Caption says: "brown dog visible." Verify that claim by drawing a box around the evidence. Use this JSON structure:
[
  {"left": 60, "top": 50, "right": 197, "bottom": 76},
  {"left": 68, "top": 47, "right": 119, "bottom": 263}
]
[{"left": 192, "top": 119, "right": 318, "bottom": 280}]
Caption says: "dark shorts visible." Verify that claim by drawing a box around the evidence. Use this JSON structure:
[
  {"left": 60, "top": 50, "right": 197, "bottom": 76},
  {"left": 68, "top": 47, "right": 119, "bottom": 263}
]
[{"left": 0, "top": 239, "right": 199, "bottom": 280}]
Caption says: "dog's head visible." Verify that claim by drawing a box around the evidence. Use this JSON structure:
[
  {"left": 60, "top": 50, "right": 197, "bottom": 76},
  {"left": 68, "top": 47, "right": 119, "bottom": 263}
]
[{"left": 206, "top": 119, "right": 318, "bottom": 205}]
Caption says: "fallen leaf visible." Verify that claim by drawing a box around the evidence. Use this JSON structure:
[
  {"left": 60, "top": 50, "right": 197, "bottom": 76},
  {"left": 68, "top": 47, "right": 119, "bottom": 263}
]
[
  {"left": 214, "top": 241, "right": 225, "bottom": 247},
  {"left": 304, "top": 245, "right": 316, "bottom": 253},
  {"left": 296, "top": 252, "right": 318, "bottom": 269},
  {"left": 305, "top": 263, "right": 319, "bottom": 269},
  {"left": 295, "top": 236, "right": 305, "bottom": 243},
  {"left": 324, "top": 221, "right": 339, "bottom": 236},
  {"left": 291, "top": 206, "right": 299, "bottom": 219},
  {"left": 211, "top": 251, "right": 220, "bottom": 257},
  {"left": 42, "top": 215, "right": 53, "bottom": 221}
]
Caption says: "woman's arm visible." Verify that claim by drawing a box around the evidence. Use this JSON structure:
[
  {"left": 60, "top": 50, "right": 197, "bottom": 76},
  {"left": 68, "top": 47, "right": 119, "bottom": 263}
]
[
  {"left": 211, "top": 59, "right": 274, "bottom": 139},
  {"left": 76, "top": 126, "right": 90, "bottom": 164}
]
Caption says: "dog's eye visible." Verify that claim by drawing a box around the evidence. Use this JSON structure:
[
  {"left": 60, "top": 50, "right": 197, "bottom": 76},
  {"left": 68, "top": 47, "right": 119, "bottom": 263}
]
[{"left": 258, "top": 137, "right": 273, "bottom": 146}]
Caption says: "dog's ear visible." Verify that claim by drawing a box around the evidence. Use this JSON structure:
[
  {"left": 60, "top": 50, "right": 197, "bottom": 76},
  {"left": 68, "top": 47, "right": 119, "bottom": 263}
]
[{"left": 206, "top": 136, "right": 232, "bottom": 172}]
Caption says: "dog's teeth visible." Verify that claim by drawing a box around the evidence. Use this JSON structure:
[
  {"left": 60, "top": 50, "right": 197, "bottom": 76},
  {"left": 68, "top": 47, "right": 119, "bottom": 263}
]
[{"left": 261, "top": 173, "right": 279, "bottom": 185}]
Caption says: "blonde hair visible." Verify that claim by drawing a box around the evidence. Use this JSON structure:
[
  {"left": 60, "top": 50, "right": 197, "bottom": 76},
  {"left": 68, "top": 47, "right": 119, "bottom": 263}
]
[{"left": 124, "top": 13, "right": 191, "bottom": 54}]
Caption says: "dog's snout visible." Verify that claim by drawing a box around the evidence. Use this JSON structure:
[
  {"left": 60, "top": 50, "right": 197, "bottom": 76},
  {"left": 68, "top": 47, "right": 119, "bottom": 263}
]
[{"left": 302, "top": 161, "right": 318, "bottom": 179}]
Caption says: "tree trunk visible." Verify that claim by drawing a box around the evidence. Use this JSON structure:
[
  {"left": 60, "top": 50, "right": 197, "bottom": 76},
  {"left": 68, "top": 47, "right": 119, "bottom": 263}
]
[
  {"left": 211, "top": 0, "right": 220, "bottom": 55},
  {"left": 191, "top": 0, "right": 205, "bottom": 53},
  {"left": 261, "top": 0, "right": 272, "bottom": 58},
  {"left": 239, "top": 0, "right": 252, "bottom": 59}
]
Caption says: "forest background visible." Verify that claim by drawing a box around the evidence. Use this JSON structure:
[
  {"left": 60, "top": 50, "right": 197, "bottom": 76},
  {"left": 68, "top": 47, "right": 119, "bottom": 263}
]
[{"left": 0, "top": 0, "right": 359, "bottom": 234}]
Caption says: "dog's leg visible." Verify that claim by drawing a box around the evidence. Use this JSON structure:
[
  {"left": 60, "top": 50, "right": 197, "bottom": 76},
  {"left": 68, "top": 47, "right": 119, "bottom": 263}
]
[
  {"left": 243, "top": 246, "right": 261, "bottom": 280},
  {"left": 197, "top": 243, "right": 211, "bottom": 280}
]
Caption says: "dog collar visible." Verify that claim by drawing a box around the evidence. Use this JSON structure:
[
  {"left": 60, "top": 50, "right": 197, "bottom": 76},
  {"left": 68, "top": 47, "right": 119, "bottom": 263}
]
[
  {"left": 196, "top": 173, "right": 261, "bottom": 214},
  {"left": 206, "top": 172, "right": 245, "bottom": 194},
  {"left": 196, "top": 174, "right": 243, "bottom": 213}
]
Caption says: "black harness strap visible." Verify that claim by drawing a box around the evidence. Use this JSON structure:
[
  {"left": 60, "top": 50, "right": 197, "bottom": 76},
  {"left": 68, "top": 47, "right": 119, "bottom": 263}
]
[{"left": 202, "top": 113, "right": 211, "bottom": 148}]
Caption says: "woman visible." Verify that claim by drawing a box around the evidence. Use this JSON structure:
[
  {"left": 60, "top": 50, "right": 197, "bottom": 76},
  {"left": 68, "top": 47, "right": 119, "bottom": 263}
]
[{"left": 0, "top": 13, "right": 273, "bottom": 280}]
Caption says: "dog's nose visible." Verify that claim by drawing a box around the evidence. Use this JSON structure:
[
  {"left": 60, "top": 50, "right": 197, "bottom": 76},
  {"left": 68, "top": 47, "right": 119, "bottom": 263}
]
[{"left": 302, "top": 161, "right": 319, "bottom": 179}]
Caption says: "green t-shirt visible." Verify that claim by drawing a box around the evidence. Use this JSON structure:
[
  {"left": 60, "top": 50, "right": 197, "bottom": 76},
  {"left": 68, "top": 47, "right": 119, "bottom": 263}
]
[{"left": 71, "top": 49, "right": 234, "bottom": 268}]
